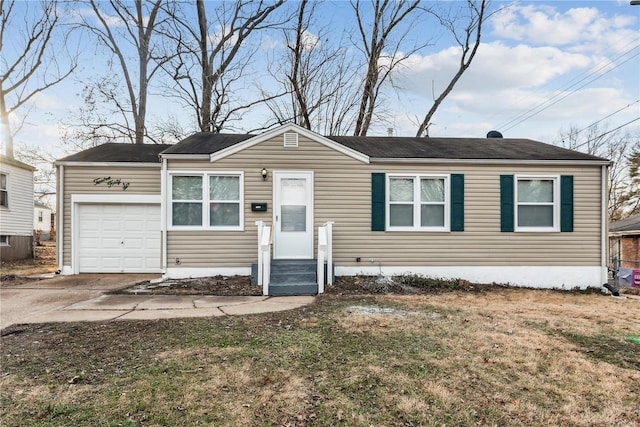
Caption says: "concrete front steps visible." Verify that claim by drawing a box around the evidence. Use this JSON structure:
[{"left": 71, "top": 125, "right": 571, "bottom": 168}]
[{"left": 251, "top": 259, "right": 333, "bottom": 296}]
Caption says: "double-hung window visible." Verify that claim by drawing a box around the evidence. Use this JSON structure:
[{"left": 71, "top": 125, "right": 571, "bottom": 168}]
[
  {"left": 515, "top": 176, "right": 558, "bottom": 231},
  {"left": 387, "top": 175, "right": 449, "bottom": 231},
  {"left": 0, "top": 173, "right": 7, "bottom": 208},
  {"left": 170, "top": 172, "right": 243, "bottom": 230}
]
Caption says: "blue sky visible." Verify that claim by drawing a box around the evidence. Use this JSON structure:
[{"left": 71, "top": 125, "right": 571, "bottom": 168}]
[{"left": 5, "top": 0, "right": 640, "bottom": 162}]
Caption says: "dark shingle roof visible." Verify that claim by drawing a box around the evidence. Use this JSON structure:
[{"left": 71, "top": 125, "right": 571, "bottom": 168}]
[
  {"left": 610, "top": 213, "right": 640, "bottom": 233},
  {"left": 56, "top": 143, "right": 172, "bottom": 163},
  {"left": 56, "top": 132, "right": 610, "bottom": 164},
  {"left": 161, "top": 133, "right": 254, "bottom": 155},
  {"left": 326, "top": 136, "right": 608, "bottom": 162}
]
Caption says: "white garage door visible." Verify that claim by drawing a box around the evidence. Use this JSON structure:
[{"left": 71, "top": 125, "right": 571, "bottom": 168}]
[{"left": 77, "top": 204, "right": 161, "bottom": 273}]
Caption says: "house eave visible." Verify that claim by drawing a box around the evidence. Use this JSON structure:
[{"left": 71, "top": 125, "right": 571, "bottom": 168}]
[
  {"left": 369, "top": 158, "right": 611, "bottom": 166},
  {"left": 609, "top": 231, "right": 640, "bottom": 237},
  {"left": 54, "top": 161, "right": 162, "bottom": 167},
  {"left": 158, "top": 154, "right": 211, "bottom": 161}
]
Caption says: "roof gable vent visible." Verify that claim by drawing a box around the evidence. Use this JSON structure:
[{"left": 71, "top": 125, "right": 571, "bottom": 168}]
[{"left": 283, "top": 132, "right": 299, "bottom": 148}]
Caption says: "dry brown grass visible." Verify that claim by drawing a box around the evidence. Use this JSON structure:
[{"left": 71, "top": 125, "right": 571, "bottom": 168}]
[{"left": 1, "top": 288, "right": 639, "bottom": 426}]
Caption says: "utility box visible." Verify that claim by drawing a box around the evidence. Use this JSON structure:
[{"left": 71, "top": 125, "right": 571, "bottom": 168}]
[{"left": 634, "top": 269, "right": 640, "bottom": 288}]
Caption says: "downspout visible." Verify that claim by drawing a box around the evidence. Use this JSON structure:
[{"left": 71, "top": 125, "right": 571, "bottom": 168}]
[
  {"left": 57, "top": 164, "right": 64, "bottom": 273},
  {"left": 601, "top": 163, "right": 609, "bottom": 284},
  {"left": 161, "top": 157, "right": 167, "bottom": 275}
]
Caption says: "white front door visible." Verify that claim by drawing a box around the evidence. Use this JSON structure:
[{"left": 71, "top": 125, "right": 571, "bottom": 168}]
[{"left": 273, "top": 171, "right": 313, "bottom": 259}]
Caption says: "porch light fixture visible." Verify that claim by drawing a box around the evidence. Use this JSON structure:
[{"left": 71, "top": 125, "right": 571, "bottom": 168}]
[{"left": 261, "top": 168, "right": 268, "bottom": 181}]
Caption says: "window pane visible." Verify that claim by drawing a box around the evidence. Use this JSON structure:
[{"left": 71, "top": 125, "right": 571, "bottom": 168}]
[
  {"left": 421, "top": 178, "right": 444, "bottom": 202},
  {"left": 0, "top": 174, "right": 6, "bottom": 189},
  {"left": 172, "top": 202, "right": 202, "bottom": 226},
  {"left": 172, "top": 176, "right": 202, "bottom": 200},
  {"left": 0, "top": 191, "right": 7, "bottom": 207},
  {"left": 390, "top": 204, "right": 413, "bottom": 226},
  {"left": 421, "top": 205, "right": 445, "bottom": 227},
  {"left": 281, "top": 205, "right": 306, "bottom": 232},
  {"left": 390, "top": 178, "right": 414, "bottom": 202},
  {"left": 210, "top": 202, "right": 240, "bottom": 226},
  {"left": 518, "top": 179, "right": 553, "bottom": 203},
  {"left": 281, "top": 178, "right": 307, "bottom": 204},
  {"left": 210, "top": 175, "right": 239, "bottom": 200},
  {"left": 518, "top": 205, "right": 553, "bottom": 227}
]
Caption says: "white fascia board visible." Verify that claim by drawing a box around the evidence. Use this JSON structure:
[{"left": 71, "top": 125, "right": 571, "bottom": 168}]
[
  {"left": 54, "top": 161, "right": 161, "bottom": 167},
  {"left": 609, "top": 231, "right": 640, "bottom": 237},
  {"left": 369, "top": 158, "right": 611, "bottom": 166},
  {"left": 209, "top": 123, "right": 370, "bottom": 164},
  {"left": 158, "top": 154, "right": 211, "bottom": 161}
]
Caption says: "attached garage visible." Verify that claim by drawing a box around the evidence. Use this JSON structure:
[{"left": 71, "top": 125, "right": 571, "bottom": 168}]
[{"left": 75, "top": 203, "right": 161, "bottom": 273}]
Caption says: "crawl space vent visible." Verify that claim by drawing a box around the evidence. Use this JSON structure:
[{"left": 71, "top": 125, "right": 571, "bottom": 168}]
[{"left": 283, "top": 132, "right": 298, "bottom": 148}]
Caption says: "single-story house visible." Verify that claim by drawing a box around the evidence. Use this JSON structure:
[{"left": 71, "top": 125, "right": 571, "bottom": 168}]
[
  {"left": 609, "top": 213, "right": 640, "bottom": 269},
  {"left": 0, "top": 154, "right": 36, "bottom": 261},
  {"left": 55, "top": 124, "right": 610, "bottom": 293},
  {"left": 34, "top": 201, "right": 53, "bottom": 241}
]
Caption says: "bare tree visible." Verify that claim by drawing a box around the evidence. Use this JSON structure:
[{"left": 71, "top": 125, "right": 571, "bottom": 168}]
[
  {"left": 162, "top": 0, "right": 285, "bottom": 133},
  {"left": 558, "top": 123, "right": 638, "bottom": 221},
  {"left": 75, "top": 0, "right": 168, "bottom": 144},
  {"left": 262, "top": 0, "right": 359, "bottom": 135},
  {"left": 624, "top": 142, "right": 640, "bottom": 216},
  {"left": 415, "top": 0, "right": 487, "bottom": 137},
  {"left": 351, "top": 0, "right": 427, "bottom": 136},
  {"left": 0, "top": 0, "right": 76, "bottom": 158}
]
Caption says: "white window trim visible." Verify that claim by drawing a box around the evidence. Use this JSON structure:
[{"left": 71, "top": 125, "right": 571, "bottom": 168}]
[
  {"left": 168, "top": 171, "right": 244, "bottom": 231},
  {"left": 386, "top": 174, "right": 450, "bottom": 232},
  {"left": 514, "top": 175, "right": 560, "bottom": 232},
  {"left": 0, "top": 172, "right": 8, "bottom": 209}
]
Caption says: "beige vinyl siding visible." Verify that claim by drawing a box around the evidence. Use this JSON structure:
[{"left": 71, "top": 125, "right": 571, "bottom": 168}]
[
  {"left": 62, "top": 166, "right": 161, "bottom": 266},
  {"left": 167, "top": 134, "right": 604, "bottom": 268}
]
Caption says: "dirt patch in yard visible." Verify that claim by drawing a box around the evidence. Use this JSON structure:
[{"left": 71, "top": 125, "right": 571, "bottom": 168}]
[{"left": 0, "top": 241, "right": 57, "bottom": 286}]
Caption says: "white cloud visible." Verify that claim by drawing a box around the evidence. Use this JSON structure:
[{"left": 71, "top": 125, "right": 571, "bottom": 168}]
[
  {"left": 396, "top": 41, "right": 593, "bottom": 96},
  {"left": 489, "top": 3, "right": 637, "bottom": 53}
]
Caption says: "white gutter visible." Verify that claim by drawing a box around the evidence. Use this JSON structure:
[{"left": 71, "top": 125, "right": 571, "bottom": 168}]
[
  {"left": 53, "top": 161, "right": 161, "bottom": 167},
  {"left": 369, "top": 158, "right": 611, "bottom": 166},
  {"left": 158, "top": 154, "right": 211, "bottom": 161},
  {"left": 57, "top": 164, "right": 64, "bottom": 272},
  {"left": 161, "top": 158, "right": 168, "bottom": 273}
]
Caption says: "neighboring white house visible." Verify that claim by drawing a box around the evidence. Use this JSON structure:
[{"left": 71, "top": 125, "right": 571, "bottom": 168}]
[
  {"left": 0, "top": 155, "right": 36, "bottom": 261},
  {"left": 34, "top": 201, "right": 53, "bottom": 241}
]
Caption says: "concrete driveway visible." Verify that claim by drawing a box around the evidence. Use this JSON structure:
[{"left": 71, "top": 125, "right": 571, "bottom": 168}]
[
  {"left": 1, "top": 274, "right": 158, "bottom": 330},
  {"left": 1, "top": 274, "right": 315, "bottom": 330}
]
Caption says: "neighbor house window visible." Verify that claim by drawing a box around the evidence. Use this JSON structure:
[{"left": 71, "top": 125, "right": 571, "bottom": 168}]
[
  {"left": 0, "top": 173, "right": 7, "bottom": 208},
  {"left": 387, "top": 175, "right": 448, "bottom": 231},
  {"left": 38, "top": 211, "right": 43, "bottom": 222},
  {"left": 516, "top": 176, "right": 558, "bottom": 231},
  {"left": 0, "top": 235, "right": 9, "bottom": 246},
  {"left": 170, "top": 172, "right": 243, "bottom": 230}
]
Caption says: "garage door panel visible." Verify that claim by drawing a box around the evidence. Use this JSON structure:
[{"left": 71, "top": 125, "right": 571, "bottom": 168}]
[{"left": 77, "top": 204, "right": 161, "bottom": 273}]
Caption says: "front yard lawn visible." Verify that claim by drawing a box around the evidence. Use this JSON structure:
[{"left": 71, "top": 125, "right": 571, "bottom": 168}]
[{"left": 1, "top": 289, "right": 639, "bottom": 426}]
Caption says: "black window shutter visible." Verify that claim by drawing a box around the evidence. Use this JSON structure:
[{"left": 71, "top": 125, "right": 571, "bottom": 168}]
[
  {"left": 560, "top": 175, "right": 574, "bottom": 232},
  {"left": 371, "top": 173, "right": 385, "bottom": 231},
  {"left": 450, "top": 174, "right": 464, "bottom": 231},
  {"left": 500, "top": 175, "right": 514, "bottom": 232}
]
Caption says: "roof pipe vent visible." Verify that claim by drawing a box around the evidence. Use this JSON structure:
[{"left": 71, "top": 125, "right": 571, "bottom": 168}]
[{"left": 487, "top": 130, "right": 503, "bottom": 138}]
